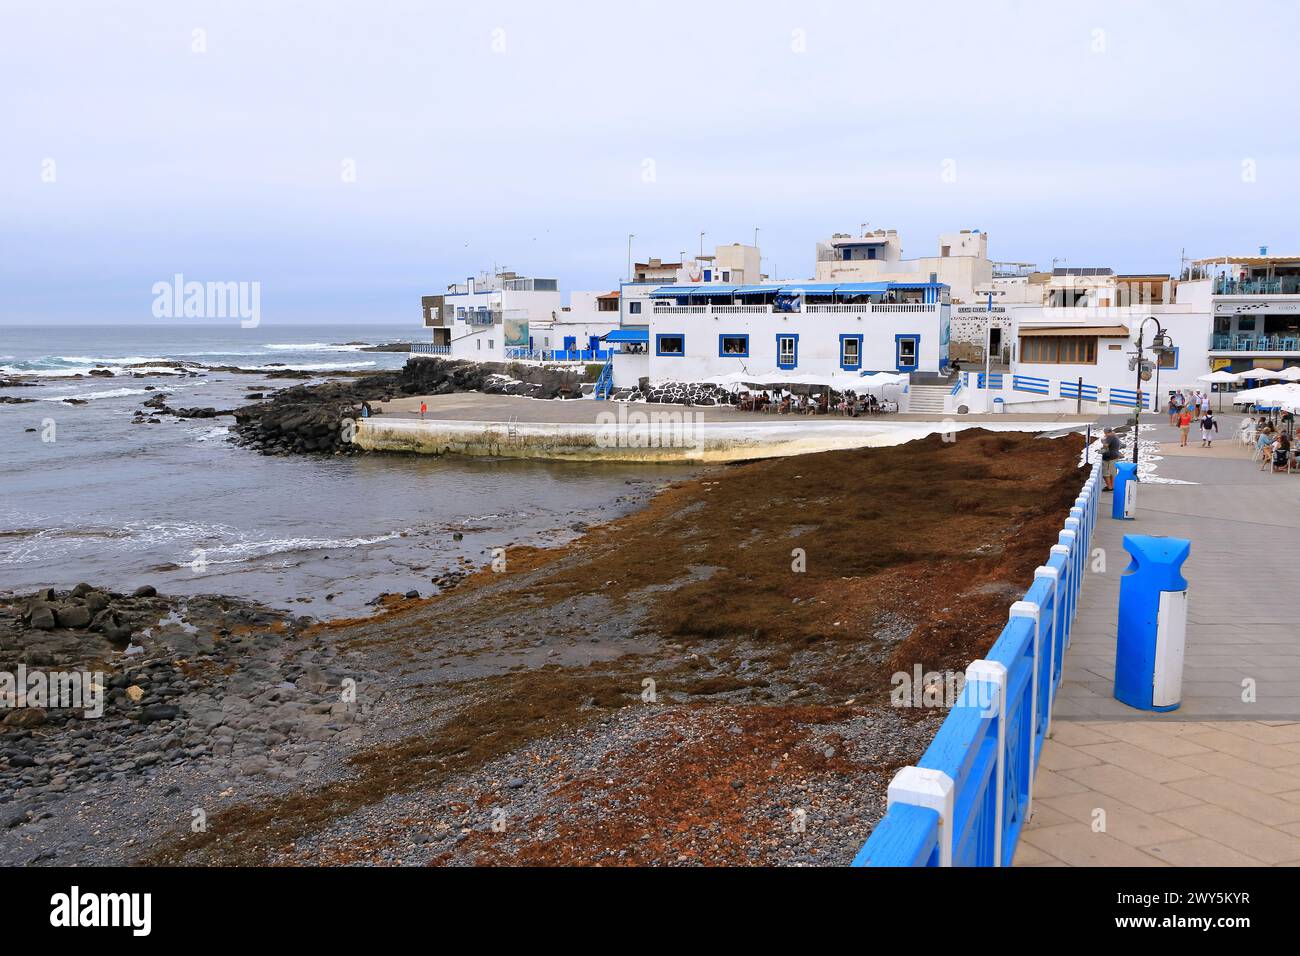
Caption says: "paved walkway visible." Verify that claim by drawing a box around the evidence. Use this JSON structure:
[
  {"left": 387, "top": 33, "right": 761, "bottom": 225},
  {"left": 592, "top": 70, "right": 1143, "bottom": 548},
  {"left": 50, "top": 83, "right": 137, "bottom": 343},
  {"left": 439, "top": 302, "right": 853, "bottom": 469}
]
[{"left": 1016, "top": 414, "right": 1300, "bottom": 866}]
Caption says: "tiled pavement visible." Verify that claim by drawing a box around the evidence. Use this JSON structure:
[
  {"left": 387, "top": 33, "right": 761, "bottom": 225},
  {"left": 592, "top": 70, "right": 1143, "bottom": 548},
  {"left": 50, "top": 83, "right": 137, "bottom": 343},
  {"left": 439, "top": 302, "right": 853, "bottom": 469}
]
[{"left": 1015, "top": 419, "right": 1300, "bottom": 866}]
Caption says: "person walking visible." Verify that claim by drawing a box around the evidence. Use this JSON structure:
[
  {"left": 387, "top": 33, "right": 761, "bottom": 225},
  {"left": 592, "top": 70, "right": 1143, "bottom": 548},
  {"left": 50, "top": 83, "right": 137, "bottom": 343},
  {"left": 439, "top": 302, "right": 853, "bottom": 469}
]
[
  {"left": 1168, "top": 393, "right": 1180, "bottom": 426},
  {"left": 419, "top": 400, "right": 427, "bottom": 421},
  {"left": 1178, "top": 406, "right": 1192, "bottom": 447},
  {"left": 1100, "top": 426, "right": 1121, "bottom": 492},
  {"left": 1200, "top": 411, "right": 1219, "bottom": 447}
]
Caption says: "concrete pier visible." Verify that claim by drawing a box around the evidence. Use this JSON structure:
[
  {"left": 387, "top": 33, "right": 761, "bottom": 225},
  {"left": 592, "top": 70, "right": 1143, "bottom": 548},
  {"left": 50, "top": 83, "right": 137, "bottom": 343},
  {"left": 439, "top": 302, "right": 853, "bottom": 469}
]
[{"left": 358, "top": 393, "right": 1096, "bottom": 463}]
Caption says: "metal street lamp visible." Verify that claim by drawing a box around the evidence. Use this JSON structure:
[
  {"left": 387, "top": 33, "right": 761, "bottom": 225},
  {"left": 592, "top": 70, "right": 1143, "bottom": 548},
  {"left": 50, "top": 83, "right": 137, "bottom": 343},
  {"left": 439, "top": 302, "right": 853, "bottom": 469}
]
[{"left": 1132, "top": 317, "right": 1173, "bottom": 465}]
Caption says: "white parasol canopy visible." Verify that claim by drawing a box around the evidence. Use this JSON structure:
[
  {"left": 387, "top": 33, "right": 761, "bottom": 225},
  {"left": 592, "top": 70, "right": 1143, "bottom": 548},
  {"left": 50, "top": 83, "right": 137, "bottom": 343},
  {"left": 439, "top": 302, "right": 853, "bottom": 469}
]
[
  {"left": 1238, "top": 366, "right": 1289, "bottom": 380},
  {"left": 1197, "top": 370, "right": 1241, "bottom": 384},
  {"left": 1233, "top": 383, "right": 1300, "bottom": 407}
]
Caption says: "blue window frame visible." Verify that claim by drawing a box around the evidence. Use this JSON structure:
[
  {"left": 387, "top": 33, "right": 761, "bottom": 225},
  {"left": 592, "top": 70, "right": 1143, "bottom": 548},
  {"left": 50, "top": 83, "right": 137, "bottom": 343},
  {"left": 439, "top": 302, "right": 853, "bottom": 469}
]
[
  {"left": 563, "top": 335, "right": 577, "bottom": 350},
  {"left": 1157, "top": 346, "right": 1180, "bottom": 370},
  {"left": 718, "top": 333, "right": 750, "bottom": 357},
  {"left": 655, "top": 333, "right": 685, "bottom": 356},
  {"left": 895, "top": 334, "right": 920, "bottom": 372},
  {"left": 775, "top": 333, "right": 799, "bottom": 370},
  {"left": 839, "top": 334, "right": 863, "bottom": 371}
]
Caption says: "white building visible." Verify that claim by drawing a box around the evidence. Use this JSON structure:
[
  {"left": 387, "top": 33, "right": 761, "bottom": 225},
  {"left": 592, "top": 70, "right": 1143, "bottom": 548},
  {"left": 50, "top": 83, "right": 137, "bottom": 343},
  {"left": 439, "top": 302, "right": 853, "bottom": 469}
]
[
  {"left": 948, "top": 270, "right": 1213, "bottom": 415},
  {"left": 814, "top": 227, "right": 994, "bottom": 304},
  {"left": 1181, "top": 252, "right": 1300, "bottom": 375},
  {"left": 617, "top": 280, "right": 951, "bottom": 388},
  {"left": 420, "top": 269, "right": 561, "bottom": 362}
]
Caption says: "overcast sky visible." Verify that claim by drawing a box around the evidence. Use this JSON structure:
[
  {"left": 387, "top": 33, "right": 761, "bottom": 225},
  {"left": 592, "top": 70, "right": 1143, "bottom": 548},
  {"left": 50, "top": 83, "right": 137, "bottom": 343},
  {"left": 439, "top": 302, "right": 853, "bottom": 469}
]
[{"left": 2, "top": 0, "right": 1297, "bottom": 325}]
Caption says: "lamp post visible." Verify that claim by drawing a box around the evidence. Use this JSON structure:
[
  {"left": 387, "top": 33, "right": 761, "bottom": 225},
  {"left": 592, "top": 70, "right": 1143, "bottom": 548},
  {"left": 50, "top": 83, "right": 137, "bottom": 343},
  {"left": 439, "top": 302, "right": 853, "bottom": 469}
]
[
  {"left": 1132, "top": 317, "right": 1173, "bottom": 465},
  {"left": 626, "top": 233, "right": 635, "bottom": 284}
]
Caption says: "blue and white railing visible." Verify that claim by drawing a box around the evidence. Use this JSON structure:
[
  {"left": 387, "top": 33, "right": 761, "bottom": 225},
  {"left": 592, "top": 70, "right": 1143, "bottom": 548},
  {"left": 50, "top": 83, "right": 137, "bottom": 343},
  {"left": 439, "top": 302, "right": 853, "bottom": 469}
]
[
  {"left": 950, "top": 374, "right": 1151, "bottom": 410},
  {"left": 593, "top": 358, "right": 614, "bottom": 400},
  {"left": 504, "top": 347, "right": 611, "bottom": 363},
  {"left": 411, "top": 343, "right": 452, "bottom": 356},
  {"left": 853, "top": 463, "right": 1099, "bottom": 867}
]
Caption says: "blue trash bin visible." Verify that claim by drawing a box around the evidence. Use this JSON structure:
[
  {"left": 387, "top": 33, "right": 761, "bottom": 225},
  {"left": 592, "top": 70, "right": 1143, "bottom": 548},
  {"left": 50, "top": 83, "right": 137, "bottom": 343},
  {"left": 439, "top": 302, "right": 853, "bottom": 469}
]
[
  {"left": 1114, "top": 534, "right": 1191, "bottom": 712},
  {"left": 1112, "top": 461, "right": 1138, "bottom": 520}
]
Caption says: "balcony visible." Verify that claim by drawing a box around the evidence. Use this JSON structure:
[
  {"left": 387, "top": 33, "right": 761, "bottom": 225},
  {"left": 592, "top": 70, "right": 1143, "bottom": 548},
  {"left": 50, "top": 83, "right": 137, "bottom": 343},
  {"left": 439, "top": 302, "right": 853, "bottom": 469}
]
[
  {"left": 651, "top": 301, "right": 938, "bottom": 316},
  {"left": 1211, "top": 333, "right": 1300, "bottom": 352},
  {"left": 1214, "top": 277, "right": 1300, "bottom": 295},
  {"left": 411, "top": 343, "right": 451, "bottom": 356}
]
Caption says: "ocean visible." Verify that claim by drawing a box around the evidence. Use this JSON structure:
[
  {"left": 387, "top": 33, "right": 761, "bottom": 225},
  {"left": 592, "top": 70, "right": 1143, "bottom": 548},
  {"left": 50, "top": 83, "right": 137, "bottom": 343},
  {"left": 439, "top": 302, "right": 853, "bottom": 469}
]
[{"left": 0, "top": 323, "right": 680, "bottom": 616}]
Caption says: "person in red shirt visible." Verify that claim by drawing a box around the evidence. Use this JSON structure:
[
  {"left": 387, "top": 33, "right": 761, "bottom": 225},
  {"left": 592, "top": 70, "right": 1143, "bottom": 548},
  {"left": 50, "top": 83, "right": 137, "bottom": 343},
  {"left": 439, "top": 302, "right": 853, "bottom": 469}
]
[
  {"left": 1178, "top": 407, "right": 1192, "bottom": 447},
  {"left": 420, "top": 401, "right": 427, "bottom": 421}
]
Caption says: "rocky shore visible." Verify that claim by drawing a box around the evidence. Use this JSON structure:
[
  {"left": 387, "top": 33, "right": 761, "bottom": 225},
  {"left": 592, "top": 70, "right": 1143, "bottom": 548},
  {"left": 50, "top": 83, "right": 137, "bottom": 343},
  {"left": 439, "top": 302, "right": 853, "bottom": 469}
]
[
  {"left": 0, "top": 584, "right": 375, "bottom": 859},
  {"left": 229, "top": 358, "right": 594, "bottom": 455},
  {"left": 1, "top": 429, "right": 1086, "bottom": 866}
]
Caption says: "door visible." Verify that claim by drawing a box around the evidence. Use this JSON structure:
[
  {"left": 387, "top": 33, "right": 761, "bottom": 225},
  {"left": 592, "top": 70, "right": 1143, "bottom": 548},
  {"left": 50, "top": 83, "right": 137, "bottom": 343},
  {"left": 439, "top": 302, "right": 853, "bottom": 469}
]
[{"left": 989, "top": 327, "right": 1002, "bottom": 361}]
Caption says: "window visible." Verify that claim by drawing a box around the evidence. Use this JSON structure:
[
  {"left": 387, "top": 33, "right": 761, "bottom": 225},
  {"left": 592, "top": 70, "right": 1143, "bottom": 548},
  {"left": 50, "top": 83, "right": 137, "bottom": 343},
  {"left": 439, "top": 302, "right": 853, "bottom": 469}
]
[
  {"left": 722, "top": 271, "right": 730, "bottom": 282},
  {"left": 896, "top": 335, "right": 919, "bottom": 370},
  {"left": 1238, "top": 316, "right": 1256, "bottom": 331},
  {"left": 656, "top": 334, "right": 685, "bottom": 356},
  {"left": 776, "top": 334, "right": 799, "bottom": 370},
  {"left": 719, "top": 334, "right": 749, "bottom": 357},
  {"left": 476, "top": 339, "right": 481, "bottom": 350},
  {"left": 840, "top": 334, "right": 863, "bottom": 370},
  {"left": 941, "top": 245, "right": 951, "bottom": 257},
  {"left": 1018, "top": 335, "right": 1098, "bottom": 364},
  {"left": 488, "top": 339, "right": 494, "bottom": 349},
  {"left": 867, "top": 247, "right": 877, "bottom": 260},
  {"left": 629, "top": 301, "right": 642, "bottom": 315},
  {"left": 703, "top": 269, "right": 712, "bottom": 282},
  {"left": 1157, "top": 346, "right": 1179, "bottom": 370}
]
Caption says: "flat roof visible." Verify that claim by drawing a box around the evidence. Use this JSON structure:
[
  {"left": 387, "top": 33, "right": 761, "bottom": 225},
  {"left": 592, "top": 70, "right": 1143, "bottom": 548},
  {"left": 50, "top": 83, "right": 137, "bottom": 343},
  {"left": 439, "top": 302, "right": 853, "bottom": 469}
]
[{"left": 1190, "top": 255, "right": 1300, "bottom": 266}]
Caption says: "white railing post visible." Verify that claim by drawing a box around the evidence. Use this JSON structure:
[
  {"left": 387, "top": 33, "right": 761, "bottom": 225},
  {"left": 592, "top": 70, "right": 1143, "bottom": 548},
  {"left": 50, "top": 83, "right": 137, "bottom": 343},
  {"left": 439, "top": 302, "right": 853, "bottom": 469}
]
[
  {"left": 887, "top": 766, "right": 956, "bottom": 867},
  {"left": 966, "top": 659, "right": 1008, "bottom": 866},
  {"left": 1058, "top": 528, "right": 1079, "bottom": 627},
  {"left": 1034, "top": 565, "right": 1062, "bottom": 734},
  {"left": 1050, "top": 543, "right": 1073, "bottom": 646},
  {"left": 1010, "top": 599, "right": 1041, "bottom": 814}
]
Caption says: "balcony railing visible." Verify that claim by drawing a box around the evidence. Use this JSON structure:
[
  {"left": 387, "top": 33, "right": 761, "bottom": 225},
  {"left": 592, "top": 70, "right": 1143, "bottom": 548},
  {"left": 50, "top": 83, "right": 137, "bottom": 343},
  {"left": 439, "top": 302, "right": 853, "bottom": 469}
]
[
  {"left": 1211, "top": 333, "right": 1300, "bottom": 352},
  {"left": 411, "top": 343, "right": 451, "bottom": 355},
  {"left": 652, "top": 302, "right": 938, "bottom": 315},
  {"left": 504, "top": 347, "right": 610, "bottom": 363},
  {"left": 1214, "top": 277, "right": 1300, "bottom": 295}
]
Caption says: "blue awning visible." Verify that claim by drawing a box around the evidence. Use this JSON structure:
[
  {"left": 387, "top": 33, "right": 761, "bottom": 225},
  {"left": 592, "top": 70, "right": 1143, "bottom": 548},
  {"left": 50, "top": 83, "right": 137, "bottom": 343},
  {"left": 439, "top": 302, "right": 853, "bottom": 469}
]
[
  {"left": 602, "top": 328, "right": 648, "bottom": 343},
  {"left": 649, "top": 285, "right": 742, "bottom": 297}
]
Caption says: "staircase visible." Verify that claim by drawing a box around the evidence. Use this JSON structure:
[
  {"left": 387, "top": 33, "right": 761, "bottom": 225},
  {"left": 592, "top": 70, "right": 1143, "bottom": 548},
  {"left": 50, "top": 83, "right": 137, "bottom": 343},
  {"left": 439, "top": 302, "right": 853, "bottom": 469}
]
[
  {"left": 906, "top": 383, "right": 949, "bottom": 415},
  {"left": 593, "top": 358, "right": 614, "bottom": 400}
]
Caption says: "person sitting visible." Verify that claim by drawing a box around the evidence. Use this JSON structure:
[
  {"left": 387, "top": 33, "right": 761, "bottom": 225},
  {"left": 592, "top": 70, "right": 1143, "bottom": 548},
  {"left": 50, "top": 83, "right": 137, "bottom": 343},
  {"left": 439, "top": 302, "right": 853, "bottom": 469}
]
[{"left": 1272, "top": 433, "right": 1292, "bottom": 473}]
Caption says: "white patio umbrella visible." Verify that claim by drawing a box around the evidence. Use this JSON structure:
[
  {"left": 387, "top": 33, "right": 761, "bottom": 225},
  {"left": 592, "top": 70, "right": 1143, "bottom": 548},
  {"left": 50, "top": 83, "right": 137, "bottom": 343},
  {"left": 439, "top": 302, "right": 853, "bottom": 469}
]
[
  {"left": 1274, "top": 366, "right": 1300, "bottom": 382},
  {"left": 1197, "top": 369, "right": 1241, "bottom": 411},
  {"left": 1233, "top": 383, "right": 1300, "bottom": 418},
  {"left": 1238, "top": 366, "right": 1288, "bottom": 381}
]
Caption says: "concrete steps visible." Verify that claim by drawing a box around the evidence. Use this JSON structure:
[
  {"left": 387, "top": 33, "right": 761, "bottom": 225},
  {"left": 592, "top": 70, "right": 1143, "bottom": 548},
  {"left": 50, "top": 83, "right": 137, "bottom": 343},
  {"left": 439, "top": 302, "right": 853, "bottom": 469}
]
[{"left": 906, "top": 383, "right": 949, "bottom": 415}]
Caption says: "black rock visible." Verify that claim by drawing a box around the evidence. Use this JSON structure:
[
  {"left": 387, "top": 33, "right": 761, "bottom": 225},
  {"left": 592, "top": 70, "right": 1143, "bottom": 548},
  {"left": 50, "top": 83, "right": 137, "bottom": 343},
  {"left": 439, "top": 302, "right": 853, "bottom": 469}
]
[
  {"left": 139, "top": 704, "right": 180, "bottom": 722},
  {"left": 131, "top": 585, "right": 157, "bottom": 598}
]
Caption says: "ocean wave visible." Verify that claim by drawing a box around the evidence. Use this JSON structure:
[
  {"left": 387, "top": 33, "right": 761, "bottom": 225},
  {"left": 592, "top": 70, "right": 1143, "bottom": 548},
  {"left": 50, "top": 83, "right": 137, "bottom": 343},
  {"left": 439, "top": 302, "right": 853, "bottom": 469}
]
[
  {"left": 180, "top": 531, "right": 404, "bottom": 567},
  {"left": 240, "top": 361, "right": 378, "bottom": 371},
  {"left": 264, "top": 343, "right": 368, "bottom": 352},
  {"left": 193, "top": 426, "right": 230, "bottom": 442}
]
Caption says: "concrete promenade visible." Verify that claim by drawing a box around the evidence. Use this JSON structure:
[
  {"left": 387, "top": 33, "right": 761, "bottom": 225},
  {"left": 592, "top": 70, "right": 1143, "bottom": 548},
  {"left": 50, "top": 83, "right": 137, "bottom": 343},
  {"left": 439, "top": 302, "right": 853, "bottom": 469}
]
[
  {"left": 1016, "top": 414, "right": 1300, "bottom": 866},
  {"left": 360, "top": 393, "right": 1095, "bottom": 462}
]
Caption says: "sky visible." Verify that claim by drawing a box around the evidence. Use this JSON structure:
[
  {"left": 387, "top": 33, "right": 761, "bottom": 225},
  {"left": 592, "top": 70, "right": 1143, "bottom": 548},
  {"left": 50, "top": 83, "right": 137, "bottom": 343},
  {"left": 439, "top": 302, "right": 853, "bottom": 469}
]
[{"left": 2, "top": 0, "right": 1298, "bottom": 326}]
